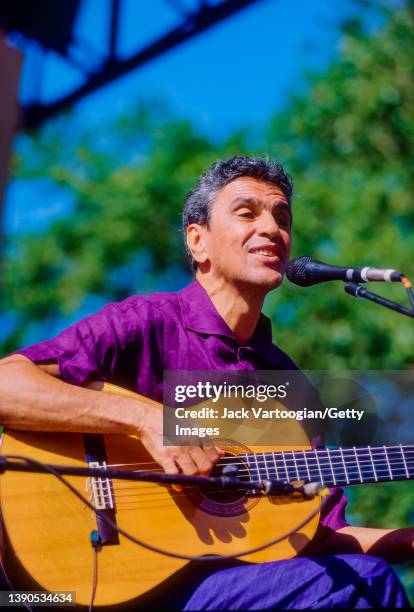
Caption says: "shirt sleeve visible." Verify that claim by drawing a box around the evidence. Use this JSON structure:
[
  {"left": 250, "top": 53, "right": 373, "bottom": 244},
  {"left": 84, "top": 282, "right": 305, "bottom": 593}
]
[
  {"left": 13, "top": 301, "right": 134, "bottom": 387},
  {"left": 319, "top": 486, "right": 349, "bottom": 530}
]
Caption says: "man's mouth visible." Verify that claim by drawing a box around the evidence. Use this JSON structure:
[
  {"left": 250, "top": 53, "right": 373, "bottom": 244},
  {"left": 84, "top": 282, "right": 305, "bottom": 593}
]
[{"left": 248, "top": 245, "right": 284, "bottom": 262}]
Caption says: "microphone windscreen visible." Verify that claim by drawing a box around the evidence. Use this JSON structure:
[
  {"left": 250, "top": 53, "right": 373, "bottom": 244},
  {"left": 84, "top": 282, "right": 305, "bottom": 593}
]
[{"left": 286, "top": 256, "right": 314, "bottom": 286}]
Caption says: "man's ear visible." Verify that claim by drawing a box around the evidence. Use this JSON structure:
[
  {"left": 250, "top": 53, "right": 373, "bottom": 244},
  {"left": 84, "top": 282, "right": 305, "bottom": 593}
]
[{"left": 186, "top": 224, "right": 209, "bottom": 266}]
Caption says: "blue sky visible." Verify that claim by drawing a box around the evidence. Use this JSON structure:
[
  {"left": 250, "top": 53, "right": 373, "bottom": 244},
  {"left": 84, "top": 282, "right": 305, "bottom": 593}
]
[
  {"left": 19, "top": 0, "right": 355, "bottom": 133},
  {"left": 4, "top": 0, "right": 360, "bottom": 236}
]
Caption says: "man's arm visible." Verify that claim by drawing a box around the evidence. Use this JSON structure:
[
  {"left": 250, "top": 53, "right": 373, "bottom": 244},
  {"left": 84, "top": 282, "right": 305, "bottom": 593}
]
[
  {"left": 0, "top": 354, "right": 221, "bottom": 476},
  {"left": 0, "top": 354, "right": 147, "bottom": 433},
  {"left": 314, "top": 524, "right": 414, "bottom": 564}
]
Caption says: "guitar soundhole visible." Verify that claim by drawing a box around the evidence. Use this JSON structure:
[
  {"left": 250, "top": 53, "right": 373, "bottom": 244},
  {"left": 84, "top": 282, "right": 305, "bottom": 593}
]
[
  {"left": 203, "top": 455, "right": 247, "bottom": 504},
  {"left": 184, "top": 450, "right": 259, "bottom": 517}
]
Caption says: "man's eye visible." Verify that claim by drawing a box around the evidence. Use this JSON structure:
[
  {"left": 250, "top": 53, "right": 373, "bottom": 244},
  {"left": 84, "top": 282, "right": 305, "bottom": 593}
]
[
  {"left": 277, "top": 216, "right": 291, "bottom": 228},
  {"left": 238, "top": 210, "right": 254, "bottom": 218}
]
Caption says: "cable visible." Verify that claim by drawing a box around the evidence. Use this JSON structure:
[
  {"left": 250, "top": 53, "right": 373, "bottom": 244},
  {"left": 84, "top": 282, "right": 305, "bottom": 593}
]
[
  {"left": 3, "top": 454, "right": 327, "bottom": 562},
  {"left": 89, "top": 532, "right": 99, "bottom": 612}
]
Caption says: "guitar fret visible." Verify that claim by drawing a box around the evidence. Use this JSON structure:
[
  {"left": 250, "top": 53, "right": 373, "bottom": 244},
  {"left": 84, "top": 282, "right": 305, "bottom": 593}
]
[
  {"left": 262, "top": 452, "right": 270, "bottom": 479},
  {"left": 275, "top": 453, "right": 287, "bottom": 482},
  {"left": 302, "top": 450, "right": 311, "bottom": 481},
  {"left": 403, "top": 446, "right": 414, "bottom": 477},
  {"left": 400, "top": 444, "right": 410, "bottom": 479},
  {"left": 290, "top": 451, "right": 300, "bottom": 480},
  {"left": 343, "top": 451, "right": 361, "bottom": 480},
  {"left": 339, "top": 447, "right": 349, "bottom": 484},
  {"left": 246, "top": 453, "right": 260, "bottom": 483},
  {"left": 383, "top": 446, "right": 393, "bottom": 481},
  {"left": 314, "top": 450, "right": 324, "bottom": 484},
  {"left": 260, "top": 453, "right": 269, "bottom": 480},
  {"left": 271, "top": 452, "right": 280, "bottom": 480},
  {"left": 353, "top": 447, "right": 363, "bottom": 483},
  {"left": 327, "top": 449, "right": 336, "bottom": 486},
  {"left": 282, "top": 451, "right": 289, "bottom": 482},
  {"left": 254, "top": 452, "right": 261, "bottom": 481},
  {"left": 367, "top": 446, "right": 378, "bottom": 481}
]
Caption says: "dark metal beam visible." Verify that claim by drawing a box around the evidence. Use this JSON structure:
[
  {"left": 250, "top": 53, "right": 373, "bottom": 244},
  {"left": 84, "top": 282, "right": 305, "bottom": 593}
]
[
  {"left": 23, "top": 0, "right": 259, "bottom": 129},
  {"left": 109, "top": 0, "right": 120, "bottom": 59}
]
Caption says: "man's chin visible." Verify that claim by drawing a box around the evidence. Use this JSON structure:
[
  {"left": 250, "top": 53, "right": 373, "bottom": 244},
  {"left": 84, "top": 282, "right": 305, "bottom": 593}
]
[
  {"left": 262, "top": 274, "right": 284, "bottom": 292},
  {"left": 238, "top": 271, "right": 284, "bottom": 294}
]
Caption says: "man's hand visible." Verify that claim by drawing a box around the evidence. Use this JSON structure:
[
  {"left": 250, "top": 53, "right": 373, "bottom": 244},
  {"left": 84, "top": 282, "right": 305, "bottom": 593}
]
[{"left": 138, "top": 401, "right": 224, "bottom": 479}]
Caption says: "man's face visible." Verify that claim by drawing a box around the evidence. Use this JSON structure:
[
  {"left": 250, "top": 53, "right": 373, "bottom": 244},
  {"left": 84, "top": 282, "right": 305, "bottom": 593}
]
[{"left": 194, "top": 177, "right": 292, "bottom": 292}]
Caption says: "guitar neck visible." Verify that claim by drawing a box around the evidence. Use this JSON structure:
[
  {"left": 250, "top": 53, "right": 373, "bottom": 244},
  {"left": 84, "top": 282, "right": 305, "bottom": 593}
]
[{"left": 243, "top": 445, "right": 414, "bottom": 487}]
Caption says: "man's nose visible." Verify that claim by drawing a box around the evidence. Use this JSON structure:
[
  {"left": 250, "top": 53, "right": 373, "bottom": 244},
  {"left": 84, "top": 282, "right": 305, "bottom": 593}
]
[{"left": 257, "top": 213, "right": 280, "bottom": 237}]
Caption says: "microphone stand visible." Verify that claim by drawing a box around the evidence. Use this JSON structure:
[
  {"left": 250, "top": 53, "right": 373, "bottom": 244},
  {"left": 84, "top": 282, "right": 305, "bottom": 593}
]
[{"left": 344, "top": 283, "right": 414, "bottom": 319}]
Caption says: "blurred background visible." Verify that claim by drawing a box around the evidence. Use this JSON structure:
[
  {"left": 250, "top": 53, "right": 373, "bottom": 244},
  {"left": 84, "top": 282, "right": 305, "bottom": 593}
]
[{"left": 1, "top": 0, "right": 414, "bottom": 599}]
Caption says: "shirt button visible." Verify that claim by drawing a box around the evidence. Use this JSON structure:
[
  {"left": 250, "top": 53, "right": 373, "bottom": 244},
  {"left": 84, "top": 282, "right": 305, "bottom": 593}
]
[{"left": 237, "top": 347, "right": 246, "bottom": 362}]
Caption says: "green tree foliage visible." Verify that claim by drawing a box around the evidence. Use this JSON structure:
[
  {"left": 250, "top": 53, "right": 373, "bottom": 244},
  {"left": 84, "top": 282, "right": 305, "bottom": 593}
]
[
  {"left": 2, "top": 0, "right": 414, "bottom": 599},
  {"left": 264, "top": 1, "right": 414, "bottom": 371},
  {"left": 2, "top": 106, "right": 248, "bottom": 351}
]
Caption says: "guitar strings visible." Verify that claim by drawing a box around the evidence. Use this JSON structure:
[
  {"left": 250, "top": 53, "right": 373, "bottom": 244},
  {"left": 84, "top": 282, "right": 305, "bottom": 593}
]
[
  {"left": 86, "top": 460, "right": 414, "bottom": 508},
  {"left": 56, "top": 447, "right": 414, "bottom": 507},
  {"left": 107, "top": 463, "right": 414, "bottom": 489},
  {"left": 106, "top": 457, "right": 413, "bottom": 473},
  {"left": 84, "top": 480, "right": 414, "bottom": 512},
  {"left": 104, "top": 445, "right": 414, "bottom": 471},
  {"left": 104, "top": 457, "right": 414, "bottom": 479},
  {"left": 100, "top": 460, "right": 414, "bottom": 484},
  {"left": 102, "top": 455, "right": 414, "bottom": 481}
]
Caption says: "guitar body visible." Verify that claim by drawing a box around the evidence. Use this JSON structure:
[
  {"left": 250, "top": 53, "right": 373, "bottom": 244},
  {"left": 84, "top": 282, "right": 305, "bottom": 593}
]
[{"left": 0, "top": 383, "right": 320, "bottom": 607}]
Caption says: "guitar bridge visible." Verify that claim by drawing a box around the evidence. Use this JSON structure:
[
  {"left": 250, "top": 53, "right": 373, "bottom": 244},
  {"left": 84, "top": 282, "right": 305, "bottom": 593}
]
[{"left": 89, "top": 461, "right": 115, "bottom": 510}]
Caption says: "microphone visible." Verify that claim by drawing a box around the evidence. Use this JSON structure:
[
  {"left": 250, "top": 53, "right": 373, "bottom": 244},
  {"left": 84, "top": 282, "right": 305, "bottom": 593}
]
[{"left": 286, "top": 256, "right": 404, "bottom": 287}]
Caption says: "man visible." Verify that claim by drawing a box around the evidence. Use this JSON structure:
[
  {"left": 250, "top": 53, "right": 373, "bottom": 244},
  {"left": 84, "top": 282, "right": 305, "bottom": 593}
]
[{"left": 0, "top": 156, "right": 411, "bottom": 609}]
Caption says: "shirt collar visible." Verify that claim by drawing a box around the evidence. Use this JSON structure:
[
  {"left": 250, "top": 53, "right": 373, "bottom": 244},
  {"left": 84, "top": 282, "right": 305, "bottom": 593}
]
[
  {"left": 178, "top": 280, "right": 235, "bottom": 338},
  {"left": 178, "top": 280, "right": 278, "bottom": 362}
]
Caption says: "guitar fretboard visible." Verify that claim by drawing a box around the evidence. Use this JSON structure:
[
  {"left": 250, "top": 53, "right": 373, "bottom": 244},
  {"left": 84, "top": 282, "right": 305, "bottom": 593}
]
[{"left": 240, "top": 445, "right": 414, "bottom": 487}]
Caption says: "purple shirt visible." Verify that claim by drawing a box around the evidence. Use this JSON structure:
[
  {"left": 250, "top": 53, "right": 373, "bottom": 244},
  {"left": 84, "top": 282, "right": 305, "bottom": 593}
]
[{"left": 15, "top": 280, "right": 348, "bottom": 532}]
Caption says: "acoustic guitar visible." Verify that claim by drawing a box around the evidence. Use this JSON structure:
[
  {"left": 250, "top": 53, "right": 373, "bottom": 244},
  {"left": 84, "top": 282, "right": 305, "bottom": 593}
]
[{"left": 0, "top": 382, "right": 412, "bottom": 607}]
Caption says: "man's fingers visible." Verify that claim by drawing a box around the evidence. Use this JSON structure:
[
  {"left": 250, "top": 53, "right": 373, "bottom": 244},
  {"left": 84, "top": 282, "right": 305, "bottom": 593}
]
[
  {"left": 188, "top": 445, "right": 214, "bottom": 475},
  {"left": 144, "top": 438, "right": 226, "bottom": 493},
  {"left": 202, "top": 443, "right": 224, "bottom": 463},
  {"left": 157, "top": 456, "right": 183, "bottom": 492},
  {"left": 158, "top": 457, "right": 179, "bottom": 475},
  {"left": 174, "top": 451, "right": 198, "bottom": 476}
]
